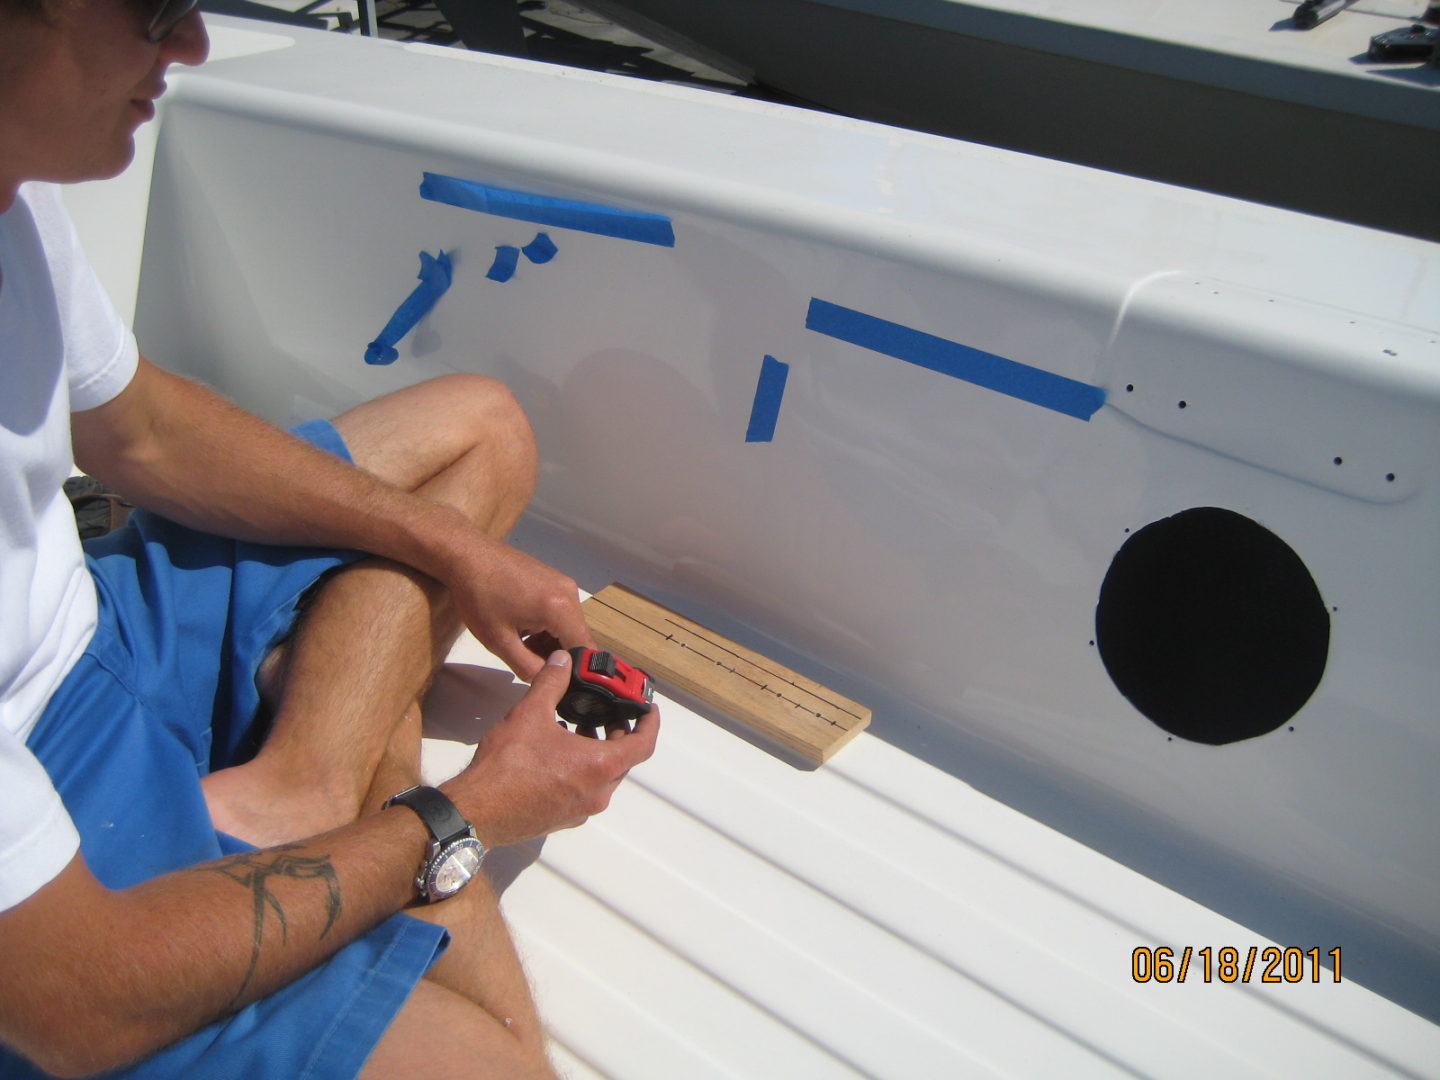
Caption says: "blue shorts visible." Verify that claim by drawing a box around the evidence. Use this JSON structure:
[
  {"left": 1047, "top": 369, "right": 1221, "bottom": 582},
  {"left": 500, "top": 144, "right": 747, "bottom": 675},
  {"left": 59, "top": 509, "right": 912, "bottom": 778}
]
[{"left": 9, "top": 420, "right": 450, "bottom": 1080}]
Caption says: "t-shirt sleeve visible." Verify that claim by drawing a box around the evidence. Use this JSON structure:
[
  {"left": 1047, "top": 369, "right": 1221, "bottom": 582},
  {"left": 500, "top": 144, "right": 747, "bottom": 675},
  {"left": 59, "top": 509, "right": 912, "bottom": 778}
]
[
  {"left": 24, "top": 184, "right": 140, "bottom": 412},
  {"left": 0, "top": 726, "right": 80, "bottom": 912}
]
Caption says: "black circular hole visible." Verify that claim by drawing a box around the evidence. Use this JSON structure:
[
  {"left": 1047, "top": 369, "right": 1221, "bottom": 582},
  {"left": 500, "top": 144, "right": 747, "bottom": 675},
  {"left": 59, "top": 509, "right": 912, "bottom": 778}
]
[
  {"left": 1095, "top": 507, "right": 1329, "bottom": 745},
  {"left": 1386, "top": 473, "right": 1396, "bottom": 482},
  {"left": 1178, "top": 400, "right": 1188, "bottom": 409},
  {"left": 1333, "top": 457, "right": 1343, "bottom": 466},
  {"left": 1125, "top": 384, "right": 1134, "bottom": 392}
]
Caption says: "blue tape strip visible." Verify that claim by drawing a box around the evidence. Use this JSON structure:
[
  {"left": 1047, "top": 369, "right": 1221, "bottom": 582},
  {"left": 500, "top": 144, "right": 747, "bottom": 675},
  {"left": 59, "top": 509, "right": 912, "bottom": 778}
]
[
  {"left": 522, "top": 232, "right": 558, "bottom": 264},
  {"left": 805, "top": 299, "right": 1106, "bottom": 421},
  {"left": 487, "top": 245, "right": 520, "bottom": 283},
  {"left": 420, "top": 173, "right": 675, "bottom": 247},
  {"left": 745, "top": 355, "right": 790, "bottom": 443},
  {"left": 365, "top": 250, "right": 453, "bottom": 365}
]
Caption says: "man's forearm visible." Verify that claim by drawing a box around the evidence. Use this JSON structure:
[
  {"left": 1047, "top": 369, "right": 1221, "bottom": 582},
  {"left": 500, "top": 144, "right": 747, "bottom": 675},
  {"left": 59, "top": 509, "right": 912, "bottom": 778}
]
[
  {"left": 71, "top": 358, "right": 474, "bottom": 586},
  {"left": 4, "top": 808, "right": 432, "bottom": 1077}
]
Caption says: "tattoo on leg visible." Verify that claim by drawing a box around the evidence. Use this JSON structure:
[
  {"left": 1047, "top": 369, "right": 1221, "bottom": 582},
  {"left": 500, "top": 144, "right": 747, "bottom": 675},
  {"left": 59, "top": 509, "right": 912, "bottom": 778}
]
[{"left": 191, "top": 844, "right": 344, "bottom": 1009}]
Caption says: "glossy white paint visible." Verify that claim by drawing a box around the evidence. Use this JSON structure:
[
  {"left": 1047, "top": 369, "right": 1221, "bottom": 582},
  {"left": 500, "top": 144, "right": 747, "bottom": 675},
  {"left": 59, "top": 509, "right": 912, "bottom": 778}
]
[{"left": 74, "top": 17, "right": 1440, "bottom": 1071}]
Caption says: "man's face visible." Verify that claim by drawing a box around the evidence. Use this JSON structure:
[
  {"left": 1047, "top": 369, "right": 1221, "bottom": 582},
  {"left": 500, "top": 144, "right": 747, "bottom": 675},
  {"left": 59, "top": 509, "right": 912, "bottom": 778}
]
[{"left": 0, "top": 0, "right": 208, "bottom": 205}]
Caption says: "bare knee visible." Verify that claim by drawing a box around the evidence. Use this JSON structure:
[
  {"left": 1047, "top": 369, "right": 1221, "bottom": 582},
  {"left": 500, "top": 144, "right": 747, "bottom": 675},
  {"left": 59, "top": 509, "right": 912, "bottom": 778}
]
[
  {"left": 409, "top": 374, "right": 537, "bottom": 488},
  {"left": 437, "top": 375, "right": 533, "bottom": 454},
  {"left": 362, "top": 980, "right": 555, "bottom": 1080},
  {"left": 334, "top": 374, "right": 538, "bottom": 502}
]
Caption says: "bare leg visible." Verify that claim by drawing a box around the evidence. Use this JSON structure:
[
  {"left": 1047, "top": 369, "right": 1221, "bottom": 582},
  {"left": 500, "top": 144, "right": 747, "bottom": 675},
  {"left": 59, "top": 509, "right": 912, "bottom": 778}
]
[
  {"left": 203, "top": 377, "right": 555, "bottom": 1077},
  {"left": 360, "top": 980, "right": 554, "bottom": 1080},
  {"left": 360, "top": 708, "right": 554, "bottom": 1077},
  {"left": 204, "top": 375, "right": 538, "bottom": 846},
  {"left": 200, "top": 376, "right": 559, "bottom": 1075}
]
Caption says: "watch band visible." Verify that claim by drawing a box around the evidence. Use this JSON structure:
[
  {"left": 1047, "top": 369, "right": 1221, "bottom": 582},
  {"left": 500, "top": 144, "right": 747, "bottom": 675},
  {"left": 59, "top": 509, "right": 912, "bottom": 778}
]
[
  {"left": 386, "top": 785, "right": 470, "bottom": 846},
  {"left": 386, "top": 785, "right": 485, "bottom": 903}
]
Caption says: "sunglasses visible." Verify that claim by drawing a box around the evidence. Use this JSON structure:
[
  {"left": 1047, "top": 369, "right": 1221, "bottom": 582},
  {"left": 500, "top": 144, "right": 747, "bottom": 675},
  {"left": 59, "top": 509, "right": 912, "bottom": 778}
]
[{"left": 146, "top": 0, "right": 199, "bottom": 42}]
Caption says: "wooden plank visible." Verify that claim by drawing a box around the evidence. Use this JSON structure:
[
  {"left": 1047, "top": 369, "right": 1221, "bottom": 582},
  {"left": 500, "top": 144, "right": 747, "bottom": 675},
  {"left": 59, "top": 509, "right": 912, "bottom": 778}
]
[{"left": 581, "top": 584, "right": 870, "bottom": 764}]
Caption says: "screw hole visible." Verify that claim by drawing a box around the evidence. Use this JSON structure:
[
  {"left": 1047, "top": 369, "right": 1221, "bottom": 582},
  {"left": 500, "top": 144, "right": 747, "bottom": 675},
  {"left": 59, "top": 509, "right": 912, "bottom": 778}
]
[
  {"left": 1333, "top": 456, "right": 1343, "bottom": 466},
  {"left": 1177, "top": 400, "right": 1188, "bottom": 409},
  {"left": 1386, "top": 473, "right": 1396, "bottom": 482},
  {"left": 1125, "top": 384, "right": 1134, "bottom": 393}
]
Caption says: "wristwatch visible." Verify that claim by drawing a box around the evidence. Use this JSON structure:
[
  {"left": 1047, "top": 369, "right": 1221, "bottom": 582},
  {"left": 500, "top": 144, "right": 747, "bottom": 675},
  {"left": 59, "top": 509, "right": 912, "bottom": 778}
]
[{"left": 386, "top": 785, "right": 486, "bottom": 903}]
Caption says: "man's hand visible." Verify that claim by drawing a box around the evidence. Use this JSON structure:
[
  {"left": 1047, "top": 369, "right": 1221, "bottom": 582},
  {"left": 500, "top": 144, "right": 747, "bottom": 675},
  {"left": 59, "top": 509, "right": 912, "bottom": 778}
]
[
  {"left": 442, "top": 535, "right": 593, "bottom": 683},
  {"left": 442, "top": 651, "right": 660, "bottom": 848}
]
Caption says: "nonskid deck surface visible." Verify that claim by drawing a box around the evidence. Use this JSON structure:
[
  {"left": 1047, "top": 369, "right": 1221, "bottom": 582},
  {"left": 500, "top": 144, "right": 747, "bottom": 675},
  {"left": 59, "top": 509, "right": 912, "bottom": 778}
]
[{"left": 419, "top": 612, "right": 1440, "bottom": 1080}]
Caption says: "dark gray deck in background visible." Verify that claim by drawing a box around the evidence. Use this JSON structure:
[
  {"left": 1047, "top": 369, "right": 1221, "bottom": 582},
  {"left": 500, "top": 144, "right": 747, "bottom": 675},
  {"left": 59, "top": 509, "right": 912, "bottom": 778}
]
[{"left": 200, "top": 0, "right": 754, "bottom": 96}]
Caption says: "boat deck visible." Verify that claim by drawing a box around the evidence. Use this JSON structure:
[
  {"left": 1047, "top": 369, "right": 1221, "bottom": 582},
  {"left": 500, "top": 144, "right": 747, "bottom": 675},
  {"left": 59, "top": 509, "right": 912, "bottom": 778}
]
[
  {"left": 424, "top": 618, "right": 1440, "bottom": 1079},
  {"left": 205, "top": 0, "right": 753, "bottom": 93}
]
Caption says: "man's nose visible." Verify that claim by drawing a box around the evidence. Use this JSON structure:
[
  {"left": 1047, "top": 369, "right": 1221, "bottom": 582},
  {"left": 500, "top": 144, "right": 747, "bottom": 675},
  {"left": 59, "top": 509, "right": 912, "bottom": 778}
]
[{"left": 161, "top": 9, "right": 210, "bottom": 68}]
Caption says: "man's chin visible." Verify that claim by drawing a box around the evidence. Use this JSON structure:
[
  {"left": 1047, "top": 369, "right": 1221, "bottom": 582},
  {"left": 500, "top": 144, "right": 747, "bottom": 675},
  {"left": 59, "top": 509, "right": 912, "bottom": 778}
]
[{"left": 72, "top": 137, "right": 139, "bottom": 186}]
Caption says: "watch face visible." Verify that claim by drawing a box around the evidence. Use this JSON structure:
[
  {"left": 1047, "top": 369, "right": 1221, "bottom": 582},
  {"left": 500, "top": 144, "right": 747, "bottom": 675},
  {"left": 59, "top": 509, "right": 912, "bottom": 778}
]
[{"left": 429, "top": 838, "right": 485, "bottom": 898}]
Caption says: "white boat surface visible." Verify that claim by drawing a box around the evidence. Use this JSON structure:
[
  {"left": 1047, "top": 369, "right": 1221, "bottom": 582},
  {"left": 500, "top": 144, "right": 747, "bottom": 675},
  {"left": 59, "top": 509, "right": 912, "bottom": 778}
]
[
  {"left": 573, "top": 0, "right": 1440, "bottom": 241},
  {"left": 65, "top": 17, "right": 1440, "bottom": 1077}
]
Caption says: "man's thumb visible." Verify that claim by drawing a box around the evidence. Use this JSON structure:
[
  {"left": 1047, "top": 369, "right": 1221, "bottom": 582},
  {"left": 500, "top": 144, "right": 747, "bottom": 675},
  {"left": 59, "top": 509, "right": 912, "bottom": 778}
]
[{"left": 527, "top": 648, "right": 573, "bottom": 705}]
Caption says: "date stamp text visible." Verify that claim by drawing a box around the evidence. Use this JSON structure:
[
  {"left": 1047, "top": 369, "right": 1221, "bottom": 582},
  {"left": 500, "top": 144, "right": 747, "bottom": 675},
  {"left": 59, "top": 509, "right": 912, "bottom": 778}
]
[{"left": 1132, "top": 946, "right": 1341, "bottom": 984}]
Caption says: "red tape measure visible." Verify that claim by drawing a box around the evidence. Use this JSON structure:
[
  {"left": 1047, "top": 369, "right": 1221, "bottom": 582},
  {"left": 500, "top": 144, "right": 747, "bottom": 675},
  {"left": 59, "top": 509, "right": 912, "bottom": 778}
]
[{"left": 559, "top": 647, "right": 654, "bottom": 728}]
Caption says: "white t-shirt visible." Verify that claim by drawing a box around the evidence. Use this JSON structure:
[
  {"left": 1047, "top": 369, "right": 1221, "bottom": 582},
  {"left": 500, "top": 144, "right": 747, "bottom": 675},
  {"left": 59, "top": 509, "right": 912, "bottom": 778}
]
[{"left": 0, "top": 183, "right": 139, "bottom": 911}]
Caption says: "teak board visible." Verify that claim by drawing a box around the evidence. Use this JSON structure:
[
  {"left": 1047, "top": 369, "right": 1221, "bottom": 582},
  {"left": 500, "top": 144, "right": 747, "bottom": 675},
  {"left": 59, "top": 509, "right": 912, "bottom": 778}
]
[{"left": 581, "top": 584, "right": 870, "bottom": 763}]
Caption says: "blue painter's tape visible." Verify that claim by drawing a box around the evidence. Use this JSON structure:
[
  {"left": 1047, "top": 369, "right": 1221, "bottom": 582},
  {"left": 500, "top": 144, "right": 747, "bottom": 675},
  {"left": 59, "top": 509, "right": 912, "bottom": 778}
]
[
  {"left": 522, "top": 232, "right": 558, "bottom": 264},
  {"left": 745, "top": 355, "right": 790, "bottom": 443},
  {"left": 805, "top": 299, "right": 1106, "bottom": 421},
  {"left": 419, "top": 173, "right": 675, "bottom": 247},
  {"left": 487, "top": 245, "right": 520, "bottom": 283},
  {"left": 365, "top": 250, "right": 453, "bottom": 365}
]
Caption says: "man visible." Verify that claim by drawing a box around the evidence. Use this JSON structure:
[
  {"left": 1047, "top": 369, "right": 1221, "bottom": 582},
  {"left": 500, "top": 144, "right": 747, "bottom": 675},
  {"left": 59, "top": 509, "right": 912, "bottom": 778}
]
[{"left": 0, "top": 0, "right": 660, "bottom": 1076}]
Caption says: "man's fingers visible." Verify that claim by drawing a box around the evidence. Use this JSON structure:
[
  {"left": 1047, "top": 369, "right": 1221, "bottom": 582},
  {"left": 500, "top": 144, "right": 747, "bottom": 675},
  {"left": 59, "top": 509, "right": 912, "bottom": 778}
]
[
  {"left": 518, "top": 648, "right": 573, "bottom": 708},
  {"left": 522, "top": 631, "right": 562, "bottom": 660},
  {"left": 550, "top": 605, "right": 596, "bottom": 651},
  {"left": 605, "top": 705, "right": 659, "bottom": 767},
  {"left": 495, "top": 635, "right": 545, "bottom": 682}
]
